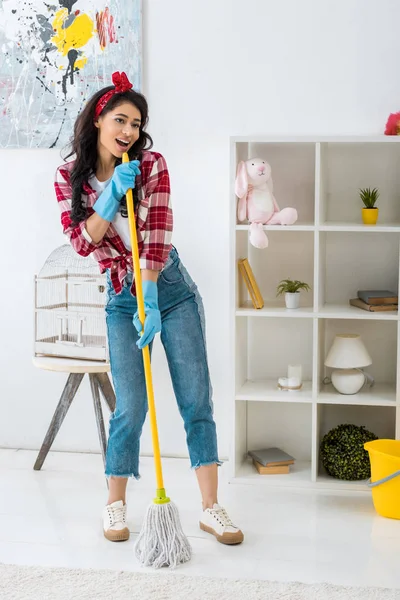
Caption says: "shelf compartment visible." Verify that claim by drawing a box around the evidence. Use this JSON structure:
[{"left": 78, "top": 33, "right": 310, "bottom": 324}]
[
  {"left": 247, "top": 141, "right": 316, "bottom": 226},
  {"left": 319, "top": 141, "right": 400, "bottom": 226},
  {"left": 318, "top": 382, "right": 396, "bottom": 407},
  {"left": 245, "top": 318, "right": 313, "bottom": 383},
  {"left": 247, "top": 402, "right": 312, "bottom": 457},
  {"left": 318, "top": 231, "right": 399, "bottom": 308},
  {"left": 316, "top": 403, "right": 396, "bottom": 483},
  {"left": 317, "top": 318, "right": 398, "bottom": 396},
  {"left": 236, "top": 379, "right": 312, "bottom": 403},
  {"left": 232, "top": 400, "right": 313, "bottom": 484},
  {"left": 237, "top": 230, "right": 314, "bottom": 311}
]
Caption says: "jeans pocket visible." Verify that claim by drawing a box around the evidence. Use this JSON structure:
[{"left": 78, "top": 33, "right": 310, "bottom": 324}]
[{"left": 160, "top": 260, "right": 184, "bottom": 285}]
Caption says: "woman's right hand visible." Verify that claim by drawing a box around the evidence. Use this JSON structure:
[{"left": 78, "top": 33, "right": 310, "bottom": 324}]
[
  {"left": 111, "top": 160, "right": 141, "bottom": 201},
  {"left": 93, "top": 160, "right": 141, "bottom": 223}
]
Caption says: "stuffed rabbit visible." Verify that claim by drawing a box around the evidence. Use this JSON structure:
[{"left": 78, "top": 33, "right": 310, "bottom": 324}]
[{"left": 235, "top": 158, "right": 298, "bottom": 249}]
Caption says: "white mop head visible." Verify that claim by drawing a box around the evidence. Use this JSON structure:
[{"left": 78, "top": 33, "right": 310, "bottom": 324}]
[{"left": 134, "top": 501, "right": 192, "bottom": 568}]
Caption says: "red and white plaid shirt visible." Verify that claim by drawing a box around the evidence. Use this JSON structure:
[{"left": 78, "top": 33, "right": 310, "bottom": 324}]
[{"left": 54, "top": 150, "right": 173, "bottom": 295}]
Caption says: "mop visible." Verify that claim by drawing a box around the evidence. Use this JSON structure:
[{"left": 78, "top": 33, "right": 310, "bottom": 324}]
[{"left": 122, "top": 152, "right": 192, "bottom": 568}]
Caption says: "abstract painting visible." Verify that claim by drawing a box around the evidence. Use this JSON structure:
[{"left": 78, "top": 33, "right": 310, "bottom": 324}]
[{"left": 0, "top": 0, "right": 142, "bottom": 148}]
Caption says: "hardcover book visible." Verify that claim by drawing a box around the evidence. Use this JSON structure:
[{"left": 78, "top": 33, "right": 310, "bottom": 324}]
[
  {"left": 350, "top": 298, "right": 397, "bottom": 312},
  {"left": 238, "top": 258, "right": 264, "bottom": 309},
  {"left": 248, "top": 447, "right": 295, "bottom": 467},
  {"left": 357, "top": 290, "right": 398, "bottom": 305}
]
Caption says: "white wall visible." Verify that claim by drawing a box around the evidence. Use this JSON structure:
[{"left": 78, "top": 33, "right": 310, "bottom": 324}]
[{"left": 1, "top": 0, "right": 400, "bottom": 461}]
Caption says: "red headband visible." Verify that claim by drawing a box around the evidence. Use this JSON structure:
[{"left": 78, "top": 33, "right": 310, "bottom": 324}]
[{"left": 94, "top": 71, "right": 133, "bottom": 120}]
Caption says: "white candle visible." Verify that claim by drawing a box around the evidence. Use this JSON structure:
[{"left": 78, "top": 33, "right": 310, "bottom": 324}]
[{"left": 288, "top": 364, "right": 302, "bottom": 383}]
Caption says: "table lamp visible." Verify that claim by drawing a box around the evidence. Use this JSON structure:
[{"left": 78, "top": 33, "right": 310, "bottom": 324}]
[{"left": 324, "top": 334, "right": 372, "bottom": 394}]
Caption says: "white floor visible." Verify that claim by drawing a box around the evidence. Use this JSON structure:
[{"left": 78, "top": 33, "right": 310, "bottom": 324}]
[{"left": 1, "top": 449, "right": 400, "bottom": 590}]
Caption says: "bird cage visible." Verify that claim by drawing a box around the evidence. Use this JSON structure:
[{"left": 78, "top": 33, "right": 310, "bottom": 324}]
[{"left": 34, "top": 245, "right": 108, "bottom": 361}]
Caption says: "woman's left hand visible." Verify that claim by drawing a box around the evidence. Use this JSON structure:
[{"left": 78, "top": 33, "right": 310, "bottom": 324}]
[{"left": 133, "top": 280, "right": 161, "bottom": 349}]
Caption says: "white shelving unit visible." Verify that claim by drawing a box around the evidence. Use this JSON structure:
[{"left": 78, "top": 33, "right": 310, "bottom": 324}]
[{"left": 230, "top": 136, "right": 400, "bottom": 491}]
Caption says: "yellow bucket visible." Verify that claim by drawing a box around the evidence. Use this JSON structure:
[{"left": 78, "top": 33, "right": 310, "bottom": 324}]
[{"left": 364, "top": 439, "right": 400, "bottom": 519}]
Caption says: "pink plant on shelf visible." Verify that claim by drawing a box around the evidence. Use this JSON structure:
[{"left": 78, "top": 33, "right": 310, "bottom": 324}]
[{"left": 384, "top": 112, "right": 400, "bottom": 135}]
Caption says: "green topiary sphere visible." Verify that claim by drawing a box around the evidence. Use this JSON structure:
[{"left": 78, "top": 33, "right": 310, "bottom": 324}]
[{"left": 320, "top": 424, "right": 378, "bottom": 480}]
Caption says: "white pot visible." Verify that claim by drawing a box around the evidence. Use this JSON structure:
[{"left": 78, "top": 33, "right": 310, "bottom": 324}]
[{"left": 285, "top": 292, "right": 300, "bottom": 309}]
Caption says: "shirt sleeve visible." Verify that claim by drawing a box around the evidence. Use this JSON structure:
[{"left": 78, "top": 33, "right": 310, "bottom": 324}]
[
  {"left": 138, "top": 154, "right": 173, "bottom": 271},
  {"left": 54, "top": 165, "right": 98, "bottom": 257}
]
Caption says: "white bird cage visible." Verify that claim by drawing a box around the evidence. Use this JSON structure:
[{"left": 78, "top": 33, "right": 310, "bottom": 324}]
[{"left": 34, "top": 245, "right": 108, "bottom": 361}]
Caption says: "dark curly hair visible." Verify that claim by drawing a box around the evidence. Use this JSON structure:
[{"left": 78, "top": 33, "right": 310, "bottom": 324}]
[{"left": 63, "top": 87, "right": 153, "bottom": 223}]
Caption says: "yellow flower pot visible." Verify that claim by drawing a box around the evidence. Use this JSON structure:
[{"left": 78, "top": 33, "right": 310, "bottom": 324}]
[{"left": 362, "top": 207, "right": 378, "bottom": 225}]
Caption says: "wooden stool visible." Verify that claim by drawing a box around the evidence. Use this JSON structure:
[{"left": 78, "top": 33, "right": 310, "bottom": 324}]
[{"left": 33, "top": 357, "right": 116, "bottom": 472}]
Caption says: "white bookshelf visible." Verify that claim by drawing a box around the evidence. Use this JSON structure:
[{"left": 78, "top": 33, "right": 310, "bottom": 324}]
[{"left": 229, "top": 136, "right": 400, "bottom": 491}]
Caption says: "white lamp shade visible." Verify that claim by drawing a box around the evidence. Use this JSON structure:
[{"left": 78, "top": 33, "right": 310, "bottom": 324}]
[{"left": 325, "top": 334, "right": 372, "bottom": 369}]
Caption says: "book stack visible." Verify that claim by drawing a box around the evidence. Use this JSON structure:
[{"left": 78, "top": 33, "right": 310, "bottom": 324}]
[
  {"left": 349, "top": 290, "right": 398, "bottom": 312},
  {"left": 248, "top": 447, "right": 295, "bottom": 475},
  {"left": 238, "top": 258, "right": 264, "bottom": 309}
]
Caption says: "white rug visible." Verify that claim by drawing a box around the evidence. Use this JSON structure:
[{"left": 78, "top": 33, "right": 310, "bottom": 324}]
[{"left": 1, "top": 563, "right": 397, "bottom": 600}]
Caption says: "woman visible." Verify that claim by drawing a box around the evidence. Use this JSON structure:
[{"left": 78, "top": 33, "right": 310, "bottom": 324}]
[{"left": 55, "top": 72, "right": 244, "bottom": 546}]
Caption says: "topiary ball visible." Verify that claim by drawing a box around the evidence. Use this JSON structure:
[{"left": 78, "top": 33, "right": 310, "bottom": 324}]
[{"left": 320, "top": 423, "right": 378, "bottom": 480}]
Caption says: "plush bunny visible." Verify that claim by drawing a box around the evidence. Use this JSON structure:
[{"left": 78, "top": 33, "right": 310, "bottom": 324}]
[{"left": 235, "top": 158, "right": 298, "bottom": 249}]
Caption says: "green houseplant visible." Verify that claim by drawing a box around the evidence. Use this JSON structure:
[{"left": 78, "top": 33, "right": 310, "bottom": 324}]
[
  {"left": 359, "top": 187, "right": 379, "bottom": 225},
  {"left": 276, "top": 278, "right": 311, "bottom": 309},
  {"left": 320, "top": 424, "right": 378, "bottom": 480}
]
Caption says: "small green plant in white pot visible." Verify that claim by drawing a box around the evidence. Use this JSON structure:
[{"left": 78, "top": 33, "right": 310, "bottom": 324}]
[{"left": 277, "top": 278, "right": 311, "bottom": 309}]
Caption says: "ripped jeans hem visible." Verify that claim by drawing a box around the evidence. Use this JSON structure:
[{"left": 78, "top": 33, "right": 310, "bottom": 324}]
[
  {"left": 191, "top": 460, "right": 223, "bottom": 470},
  {"left": 105, "top": 472, "right": 141, "bottom": 480}
]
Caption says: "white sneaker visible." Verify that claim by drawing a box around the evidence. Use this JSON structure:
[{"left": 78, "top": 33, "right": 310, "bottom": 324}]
[
  {"left": 103, "top": 500, "right": 130, "bottom": 542},
  {"left": 199, "top": 503, "right": 244, "bottom": 545}
]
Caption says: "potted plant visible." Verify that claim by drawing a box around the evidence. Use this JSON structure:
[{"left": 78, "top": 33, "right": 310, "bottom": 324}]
[
  {"left": 359, "top": 187, "right": 379, "bottom": 225},
  {"left": 276, "top": 278, "right": 311, "bottom": 309}
]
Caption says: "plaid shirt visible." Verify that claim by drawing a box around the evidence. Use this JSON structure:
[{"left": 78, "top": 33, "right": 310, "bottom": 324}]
[{"left": 54, "top": 150, "right": 173, "bottom": 295}]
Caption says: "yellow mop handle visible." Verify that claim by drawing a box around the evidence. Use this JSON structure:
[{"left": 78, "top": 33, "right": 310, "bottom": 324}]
[{"left": 122, "top": 153, "right": 165, "bottom": 495}]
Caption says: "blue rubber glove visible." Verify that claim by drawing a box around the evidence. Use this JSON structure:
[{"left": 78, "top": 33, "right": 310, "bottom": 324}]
[
  {"left": 133, "top": 280, "right": 162, "bottom": 349},
  {"left": 93, "top": 160, "right": 141, "bottom": 222}
]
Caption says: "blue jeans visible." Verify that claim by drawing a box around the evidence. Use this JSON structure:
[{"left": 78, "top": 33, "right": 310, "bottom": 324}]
[{"left": 104, "top": 247, "right": 221, "bottom": 478}]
